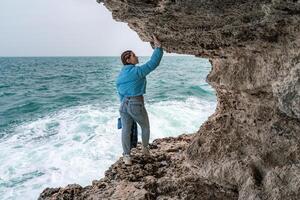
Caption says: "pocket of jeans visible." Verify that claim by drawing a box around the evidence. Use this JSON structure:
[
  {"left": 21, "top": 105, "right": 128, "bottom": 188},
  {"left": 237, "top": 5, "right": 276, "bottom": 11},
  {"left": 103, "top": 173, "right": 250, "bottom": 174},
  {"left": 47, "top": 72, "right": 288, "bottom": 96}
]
[{"left": 129, "top": 103, "right": 143, "bottom": 115}]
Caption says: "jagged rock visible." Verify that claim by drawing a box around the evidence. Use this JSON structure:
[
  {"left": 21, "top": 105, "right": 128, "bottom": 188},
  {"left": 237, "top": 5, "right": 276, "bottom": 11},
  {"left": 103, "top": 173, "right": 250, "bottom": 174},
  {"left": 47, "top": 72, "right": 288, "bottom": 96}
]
[
  {"left": 39, "top": 1, "right": 300, "bottom": 199},
  {"left": 273, "top": 63, "right": 300, "bottom": 119},
  {"left": 39, "top": 135, "right": 238, "bottom": 199},
  {"left": 38, "top": 184, "right": 83, "bottom": 200}
]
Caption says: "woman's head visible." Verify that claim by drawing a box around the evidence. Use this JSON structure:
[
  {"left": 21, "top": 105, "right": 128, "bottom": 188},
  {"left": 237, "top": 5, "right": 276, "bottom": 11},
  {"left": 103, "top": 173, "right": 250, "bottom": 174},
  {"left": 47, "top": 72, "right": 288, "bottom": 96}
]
[{"left": 121, "top": 50, "right": 139, "bottom": 65}]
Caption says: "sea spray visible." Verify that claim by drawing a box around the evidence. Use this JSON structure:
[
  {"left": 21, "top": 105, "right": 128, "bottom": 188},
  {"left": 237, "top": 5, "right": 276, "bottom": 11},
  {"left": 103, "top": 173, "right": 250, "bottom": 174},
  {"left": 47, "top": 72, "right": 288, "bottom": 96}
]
[{"left": 0, "top": 56, "right": 216, "bottom": 199}]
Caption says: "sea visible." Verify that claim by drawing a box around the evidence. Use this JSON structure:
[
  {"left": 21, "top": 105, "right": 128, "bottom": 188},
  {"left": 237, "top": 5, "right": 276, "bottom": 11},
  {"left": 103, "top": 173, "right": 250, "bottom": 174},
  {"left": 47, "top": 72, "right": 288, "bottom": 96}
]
[{"left": 0, "top": 56, "right": 216, "bottom": 200}]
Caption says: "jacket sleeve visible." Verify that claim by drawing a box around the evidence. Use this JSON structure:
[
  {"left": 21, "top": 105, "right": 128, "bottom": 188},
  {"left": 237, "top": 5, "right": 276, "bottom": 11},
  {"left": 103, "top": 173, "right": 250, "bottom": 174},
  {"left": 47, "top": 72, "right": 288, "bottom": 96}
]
[{"left": 134, "top": 47, "right": 163, "bottom": 78}]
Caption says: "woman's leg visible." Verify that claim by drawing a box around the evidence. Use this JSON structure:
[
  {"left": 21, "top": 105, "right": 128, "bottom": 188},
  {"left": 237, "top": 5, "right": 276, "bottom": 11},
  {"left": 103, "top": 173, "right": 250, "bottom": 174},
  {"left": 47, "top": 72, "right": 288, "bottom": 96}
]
[
  {"left": 131, "top": 121, "right": 138, "bottom": 148},
  {"left": 119, "top": 103, "right": 134, "bottom": 155},
  {"left": 127, "top": 101, "right": 150, "bottom": 148}
]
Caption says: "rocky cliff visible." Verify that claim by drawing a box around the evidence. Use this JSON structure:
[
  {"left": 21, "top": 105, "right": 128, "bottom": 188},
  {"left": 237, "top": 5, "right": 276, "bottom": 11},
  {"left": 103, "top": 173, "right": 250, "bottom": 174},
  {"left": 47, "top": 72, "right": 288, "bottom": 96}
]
[{"left": 39, "top": 0, "right": 300, "bottom": 199}]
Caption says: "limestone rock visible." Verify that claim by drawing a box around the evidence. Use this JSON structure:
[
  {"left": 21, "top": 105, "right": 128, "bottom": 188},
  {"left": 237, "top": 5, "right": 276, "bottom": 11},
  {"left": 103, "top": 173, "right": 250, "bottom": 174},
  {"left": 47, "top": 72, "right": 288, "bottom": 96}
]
[
  {"left": 273, "top": 63, "right": 300, "bottom": 119},
  {"left": 39, "top": 0, "right": 300, "bottom": 199},
  {"left": 39, "top": 135, "right": 238, "bottom": 199}
]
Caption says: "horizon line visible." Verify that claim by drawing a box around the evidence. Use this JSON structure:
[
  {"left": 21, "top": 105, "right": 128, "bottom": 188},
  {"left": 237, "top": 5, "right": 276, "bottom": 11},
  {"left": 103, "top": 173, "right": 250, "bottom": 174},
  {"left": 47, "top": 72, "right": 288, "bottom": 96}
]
[{"left": 0, "top": 55, "right": 193, "bottom": 58}]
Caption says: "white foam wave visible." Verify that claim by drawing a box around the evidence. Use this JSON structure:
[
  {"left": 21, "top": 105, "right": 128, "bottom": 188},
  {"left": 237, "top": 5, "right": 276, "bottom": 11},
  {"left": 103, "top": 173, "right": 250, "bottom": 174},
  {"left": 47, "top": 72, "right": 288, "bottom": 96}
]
[{"left": 0, "top": 97, "right": 216, "bottom": 200}]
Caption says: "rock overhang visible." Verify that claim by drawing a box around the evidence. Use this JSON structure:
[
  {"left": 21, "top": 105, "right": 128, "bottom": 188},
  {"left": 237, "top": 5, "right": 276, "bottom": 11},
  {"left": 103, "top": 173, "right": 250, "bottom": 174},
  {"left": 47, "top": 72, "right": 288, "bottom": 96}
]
[
  {"left": 97, "top": 0, "right": 300, "bottom": 58},
  {"left": 38, "top": 1, "right": 300, "bottom": 199}
]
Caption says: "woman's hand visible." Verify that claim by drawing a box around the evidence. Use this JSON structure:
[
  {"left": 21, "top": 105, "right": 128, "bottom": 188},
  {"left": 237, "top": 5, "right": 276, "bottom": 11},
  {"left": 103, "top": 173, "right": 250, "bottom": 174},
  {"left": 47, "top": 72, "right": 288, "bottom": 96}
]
[{"left": 152, "top": 34, "right": 162, "bottom": 48}]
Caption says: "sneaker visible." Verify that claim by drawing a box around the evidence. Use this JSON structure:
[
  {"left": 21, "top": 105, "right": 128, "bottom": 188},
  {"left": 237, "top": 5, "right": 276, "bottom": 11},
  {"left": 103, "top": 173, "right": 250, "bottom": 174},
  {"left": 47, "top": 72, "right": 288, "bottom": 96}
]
[
  {"left": 142, "top": 146, "right": 150, "bottom": 156},
  {"left": 123, "top": 155, "right": 132, "bottom": 165}
]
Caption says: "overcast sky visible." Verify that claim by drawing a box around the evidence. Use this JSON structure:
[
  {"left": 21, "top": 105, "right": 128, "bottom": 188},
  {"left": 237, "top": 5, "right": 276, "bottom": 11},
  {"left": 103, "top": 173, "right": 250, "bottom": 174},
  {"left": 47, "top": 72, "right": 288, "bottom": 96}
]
[{"left": 0, "top": 0, "right": 177, "bottom": 57}]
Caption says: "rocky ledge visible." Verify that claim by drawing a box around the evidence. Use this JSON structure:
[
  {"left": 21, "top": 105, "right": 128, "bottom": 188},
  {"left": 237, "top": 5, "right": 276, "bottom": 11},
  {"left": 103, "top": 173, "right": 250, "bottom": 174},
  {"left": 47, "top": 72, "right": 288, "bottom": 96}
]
[
  {"left": 39, "top": 134, "right": 238, "bottom": 199},
  {"left": 40, "top": 0, "right": 300, "bottom": 199}
]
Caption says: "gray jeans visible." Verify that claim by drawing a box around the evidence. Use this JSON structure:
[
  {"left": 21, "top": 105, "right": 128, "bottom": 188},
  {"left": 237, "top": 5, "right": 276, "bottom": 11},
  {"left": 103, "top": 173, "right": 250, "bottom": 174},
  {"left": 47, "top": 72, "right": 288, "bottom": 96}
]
[{"left": 119, "top": 97, "right": 150, "bottom": 155}]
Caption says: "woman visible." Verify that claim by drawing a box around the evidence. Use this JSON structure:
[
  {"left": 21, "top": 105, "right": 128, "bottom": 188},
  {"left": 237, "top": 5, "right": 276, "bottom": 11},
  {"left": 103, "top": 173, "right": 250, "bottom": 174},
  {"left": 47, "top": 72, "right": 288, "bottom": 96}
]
[{"left": 116, "top": 35, "right": 163, "bottom": 165}]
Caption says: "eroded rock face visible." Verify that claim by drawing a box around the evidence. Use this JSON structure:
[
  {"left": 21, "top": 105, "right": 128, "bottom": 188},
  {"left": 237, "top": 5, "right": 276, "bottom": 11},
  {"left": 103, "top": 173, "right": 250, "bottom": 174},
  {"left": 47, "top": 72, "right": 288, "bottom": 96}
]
[
  {"left": 39, "top": 0, "right": 300, "bottom": 199},
  {"left": 39, "top": 135, "right": 238, "bottom": 200},
  {"left": 97, "top": 1, "right": 299, "bottom": 199}
]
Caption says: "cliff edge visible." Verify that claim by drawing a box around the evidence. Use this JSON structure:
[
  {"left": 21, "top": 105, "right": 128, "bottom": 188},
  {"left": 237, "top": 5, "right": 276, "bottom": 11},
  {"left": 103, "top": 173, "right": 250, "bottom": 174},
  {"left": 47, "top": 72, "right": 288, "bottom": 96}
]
[{"left": 39, "top": 1, "right": 300, "bottom": 199}]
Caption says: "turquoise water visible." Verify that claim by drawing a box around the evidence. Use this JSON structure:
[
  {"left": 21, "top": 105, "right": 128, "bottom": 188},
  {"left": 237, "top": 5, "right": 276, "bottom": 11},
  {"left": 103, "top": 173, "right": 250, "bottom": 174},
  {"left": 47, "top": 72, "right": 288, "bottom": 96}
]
[{"left": 0, "top": 56, "right": 216, "bottom": 199}]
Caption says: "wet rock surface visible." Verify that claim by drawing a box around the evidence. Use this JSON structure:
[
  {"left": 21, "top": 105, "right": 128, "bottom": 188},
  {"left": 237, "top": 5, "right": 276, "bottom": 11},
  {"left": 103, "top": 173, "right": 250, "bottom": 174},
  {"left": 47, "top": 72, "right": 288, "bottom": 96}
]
[{"left": 39, "top": 134, "right": 238, "bottom": 199}]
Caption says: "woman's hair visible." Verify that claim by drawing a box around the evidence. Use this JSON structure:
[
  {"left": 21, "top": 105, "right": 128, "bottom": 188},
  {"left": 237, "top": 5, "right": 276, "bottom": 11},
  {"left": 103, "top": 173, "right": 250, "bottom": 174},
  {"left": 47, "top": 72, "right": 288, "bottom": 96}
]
[{"left": 121, "top": 50, "right": 132, "bottom": 65}]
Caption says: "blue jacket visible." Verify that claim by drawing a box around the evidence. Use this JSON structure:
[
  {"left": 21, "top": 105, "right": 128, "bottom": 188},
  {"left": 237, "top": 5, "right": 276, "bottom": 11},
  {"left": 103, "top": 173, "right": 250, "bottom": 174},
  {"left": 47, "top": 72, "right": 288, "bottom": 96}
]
[{"left": 116, "top": 47, "right": 163, "bottom": 102}]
